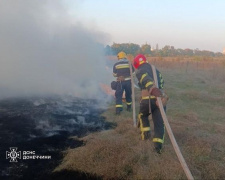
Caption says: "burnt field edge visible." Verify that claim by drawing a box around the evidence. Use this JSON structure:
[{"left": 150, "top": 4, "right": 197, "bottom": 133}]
[{"left": 0, "top": 96, "right": 115, "bottom": 180}]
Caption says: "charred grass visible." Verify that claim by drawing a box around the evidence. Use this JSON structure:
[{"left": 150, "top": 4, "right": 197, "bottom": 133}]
[{"left": 54, "top": 57, "right": 225, "bottom": 180}]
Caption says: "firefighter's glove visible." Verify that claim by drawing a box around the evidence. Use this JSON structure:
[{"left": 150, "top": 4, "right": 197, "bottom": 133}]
[
  {"left": 156, "top": 92, "right": 169, "bottom": 107},
  {"left": 117, "top": 76, "right": 125, "bottom": 81},
  {"left": 150, "top": 87, "right": 162, "bottom": 97}
]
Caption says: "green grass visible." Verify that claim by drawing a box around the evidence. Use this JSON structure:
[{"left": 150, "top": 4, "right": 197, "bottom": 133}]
[{"left": 162, "top": 64, "right": 225, "bottom": 125}]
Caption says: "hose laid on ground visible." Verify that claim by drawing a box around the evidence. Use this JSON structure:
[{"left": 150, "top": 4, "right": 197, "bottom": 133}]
[
  {"left": 151, "top": 65, "right": 194, "bottom": 180},
  {"left": 128, "top": 60, "right": 137, "bottom": 127}
]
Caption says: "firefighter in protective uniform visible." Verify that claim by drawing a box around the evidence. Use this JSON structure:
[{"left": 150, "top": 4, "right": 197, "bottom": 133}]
[
  {"left": 113, "top": 51, "right": 134, "bottom": 115},
  {"left": 133, "top": 54, "right": 167, "bottom": 154}
]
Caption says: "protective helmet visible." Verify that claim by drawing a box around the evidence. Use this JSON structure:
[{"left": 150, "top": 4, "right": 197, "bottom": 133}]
[
  {"left": 133, "top": 54, "right": 147, "bottom": 69},
  {"left": 117, "top": 51, "right": 127, "bottom": 59}
]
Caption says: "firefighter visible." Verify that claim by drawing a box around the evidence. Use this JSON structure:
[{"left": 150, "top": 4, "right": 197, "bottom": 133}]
[
  {"left": 133, "top": 54, "right": 167, "bottom": 154},
  {"left": 113, "top": 51, "right": 134, "bottom": 115}
]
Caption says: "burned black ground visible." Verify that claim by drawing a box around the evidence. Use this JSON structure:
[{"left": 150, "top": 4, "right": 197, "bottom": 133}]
[{"left": 0, "top": 96, "right": 114, "bottom": 180}]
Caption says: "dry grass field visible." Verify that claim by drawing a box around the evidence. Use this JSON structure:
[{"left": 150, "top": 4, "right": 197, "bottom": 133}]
[{"left": 54, "top": 57, "right": 225, "bottom": 180}]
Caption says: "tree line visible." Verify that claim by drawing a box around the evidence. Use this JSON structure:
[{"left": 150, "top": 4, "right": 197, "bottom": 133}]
[{"left": 104, "top": 43, "right": 223, "bottom": 57}]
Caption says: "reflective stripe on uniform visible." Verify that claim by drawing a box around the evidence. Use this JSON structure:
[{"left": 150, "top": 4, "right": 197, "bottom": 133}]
[
  {"left": 138, "top": 113, "right": 143, "bottom": 125},
  {"left": 160, "top": 78, "right": 164, "bottom": 89},
  {"left": 141, "top": 132, "right": 144, "bottom": 140},
  {"left": 145, "top": 81, "right": 153, "bottom": 88},
  {"left": 141, "top": 127, "right": 150, "bottom": 132},
  {"left": 124, "top": 77, "right": 131, "bottom": 81},
  {"left": 139, "top": 61, "right": 145, "bottom": 65},
  {"left": 142, "top": 96, "right": 156, "bottom": 99},
  {"left": 159, "top": 73, "right": 164, "bottom": 89},
  {"left": 153, "top": 138, "right": 164, "bottom": 143},
  {"left": 113, "top": 73, "right": 117, "bottom": 77},
  {"left": 138, "top": 113, "right": 151, "bottom": 140},
  {"left": 140, "top": 73, "right": 147, "bottom": 84},
  {"left": 126, "top": 102, "right": 132, "bottom": 105},
  {"left": 115, "top": 104, "right": 123, "bottom": 107},
  {"left": 115, "top": 64, "right": 129, "bottom": 69}
]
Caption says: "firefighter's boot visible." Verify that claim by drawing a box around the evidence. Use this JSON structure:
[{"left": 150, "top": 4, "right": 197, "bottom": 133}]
[
  {"left": 116, "top": 107, "right": 123, "bottom": 115},
  {"left": 127, "top": 105, "right": 131, "bottom": 112},
  {"left": 154, "top": 142, "right": 163, "bottom": 154}
]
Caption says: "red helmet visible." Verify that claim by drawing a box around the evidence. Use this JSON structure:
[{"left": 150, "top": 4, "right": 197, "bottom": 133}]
[{"left": 133, "top": 54, "right": 147, "bottom": 69}]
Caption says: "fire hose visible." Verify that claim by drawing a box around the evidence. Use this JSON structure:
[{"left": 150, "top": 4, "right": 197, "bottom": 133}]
[
  {"left": 128, "top": 60, "right": 137, "bottom": 127},
  {"left": 151, "top": 65, "right": 194, "bottom": 180}
]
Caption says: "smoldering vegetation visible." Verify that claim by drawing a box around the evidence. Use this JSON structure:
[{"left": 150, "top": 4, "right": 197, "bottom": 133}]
[
  {"left": 0, "top": 1, "right": 115, "bottom": 179},
  {"left": 0, "top": 96, "right": 115, "bottom": 179}
]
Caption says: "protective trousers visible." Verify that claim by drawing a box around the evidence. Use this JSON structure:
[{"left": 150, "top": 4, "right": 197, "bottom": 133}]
[
  {"left": 115, "top": 80, "right": 132, "bottom": 113},
  {"left": 138, "top": 98, "right": 165, "bottom": 147}
]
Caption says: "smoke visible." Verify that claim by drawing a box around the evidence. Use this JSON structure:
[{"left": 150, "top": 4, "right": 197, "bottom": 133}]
[{"left": 0, "top": 0, "right": 112, "bottom": 99}]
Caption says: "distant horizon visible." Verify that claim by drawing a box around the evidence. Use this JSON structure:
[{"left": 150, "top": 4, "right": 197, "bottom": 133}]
[{"left": 106, "top": 42, "right": 224, "bottom": 53}]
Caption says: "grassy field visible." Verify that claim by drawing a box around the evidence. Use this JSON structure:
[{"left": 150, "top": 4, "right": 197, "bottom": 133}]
[{"left": 54, "top": 57, "right": 225, "bottom": 180}]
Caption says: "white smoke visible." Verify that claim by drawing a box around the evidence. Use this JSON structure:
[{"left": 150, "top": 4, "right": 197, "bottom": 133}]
[{"left": 0, "top": 0, "right": 112, "bottom": 99}]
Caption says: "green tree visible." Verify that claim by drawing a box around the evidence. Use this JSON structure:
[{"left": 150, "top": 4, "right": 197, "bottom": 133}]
[
  {"left": 141, "top": 44, "right": 151, "bottom": 55},
  {"left": 111, "top": 43, "right": 140, "bottom": 56}
]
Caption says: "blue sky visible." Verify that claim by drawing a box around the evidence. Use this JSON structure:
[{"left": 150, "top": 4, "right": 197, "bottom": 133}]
[{"left": 65, "top": 0, "right": 225, "bottom": 52}]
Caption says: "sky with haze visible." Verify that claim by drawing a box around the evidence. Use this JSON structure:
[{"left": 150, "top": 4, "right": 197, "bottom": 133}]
[{"left": 66, "top": 0, "right": 225, "bottom": 52}]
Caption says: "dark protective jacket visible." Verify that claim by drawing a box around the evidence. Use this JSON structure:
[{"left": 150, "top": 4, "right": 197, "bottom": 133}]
[
  {"left": 136, "top": 62, "right": 166, "bottom": 147},
  {"left": 113, "top": 59, "right": 134, "bottom": 78},
  {"left": 136, "top": 63, "right": 164, "bottom": 91}
]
